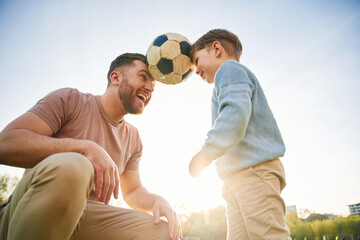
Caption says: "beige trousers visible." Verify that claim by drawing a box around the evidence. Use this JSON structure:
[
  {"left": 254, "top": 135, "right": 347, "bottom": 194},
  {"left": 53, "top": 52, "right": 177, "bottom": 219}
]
[
  {"left": 0, "top": 152, "right": 169, "bottom": 240},
  {"left": 222, "top": 159, "right": 290, "bottom": 240}
]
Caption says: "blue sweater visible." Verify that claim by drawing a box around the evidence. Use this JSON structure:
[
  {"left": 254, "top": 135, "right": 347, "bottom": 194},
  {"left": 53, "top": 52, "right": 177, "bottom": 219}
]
[{"left": 201, "top": 61, "right": 285, "bottom": 180}]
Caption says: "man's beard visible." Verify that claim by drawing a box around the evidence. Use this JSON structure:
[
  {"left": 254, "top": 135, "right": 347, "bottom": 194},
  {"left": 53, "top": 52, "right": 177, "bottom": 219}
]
[{"left": 117, "top": 77, "right": 144, "bottom": 114}]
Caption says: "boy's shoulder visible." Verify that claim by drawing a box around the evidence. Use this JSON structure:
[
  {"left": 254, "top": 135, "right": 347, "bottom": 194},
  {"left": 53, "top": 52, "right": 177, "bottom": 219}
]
[
  {"left": 215, "top": 61, "right": 252, "bottom": 86},
  {"left": 219, "top": 60, "right": 250, "bottom": 72}
]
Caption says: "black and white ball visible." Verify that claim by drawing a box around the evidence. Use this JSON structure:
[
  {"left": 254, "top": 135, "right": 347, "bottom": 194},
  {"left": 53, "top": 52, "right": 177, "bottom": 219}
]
[{"left": 146, "top": 33, "right": 194, "bottom": 85}]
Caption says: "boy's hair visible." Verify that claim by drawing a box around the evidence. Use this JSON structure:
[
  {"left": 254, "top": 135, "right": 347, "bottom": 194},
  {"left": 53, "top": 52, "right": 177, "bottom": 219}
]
[
  {"left": 192, "top": 29, "right": 242, "bottom": 61},
  {"left": 107, "top": 53, "right": 148, "bottom": 86}
]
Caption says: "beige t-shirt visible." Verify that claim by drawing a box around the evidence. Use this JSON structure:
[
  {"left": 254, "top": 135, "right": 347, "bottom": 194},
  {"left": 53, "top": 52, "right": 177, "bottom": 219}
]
[{"left": 28, "top": 88, "right": 142, "bottom": 174}]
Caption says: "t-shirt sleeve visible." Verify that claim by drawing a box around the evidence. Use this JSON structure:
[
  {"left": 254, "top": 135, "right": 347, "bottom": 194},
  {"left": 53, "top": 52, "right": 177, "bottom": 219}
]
[
  {"left": 125, "top": 128, "right": 143, "bottom": 170},
  {"left": 28, "top": 88, "right": 80, "bottom": 135}
]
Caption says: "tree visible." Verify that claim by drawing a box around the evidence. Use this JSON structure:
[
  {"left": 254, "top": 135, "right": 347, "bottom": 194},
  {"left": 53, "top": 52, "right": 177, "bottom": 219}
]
[
  {"left": 205, "top": 205, "right": 227, "bottom": 240},
  {"left": 286, "top": 211, "right": 360, "bottom": 239},
  {"left": 0, "top": 174, "right": 19, "bottom": 202},
  {"left": 306, "top": 213, "right": 331, "bottom": 222},
  {"left": 180, "top": 205, "right": 227, "bottom": 240}
]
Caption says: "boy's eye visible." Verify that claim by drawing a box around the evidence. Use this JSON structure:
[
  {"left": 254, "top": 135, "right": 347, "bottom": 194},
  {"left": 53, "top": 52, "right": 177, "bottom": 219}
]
[{"left": 140, "top": 75, "right": 146, "bottom": 80}]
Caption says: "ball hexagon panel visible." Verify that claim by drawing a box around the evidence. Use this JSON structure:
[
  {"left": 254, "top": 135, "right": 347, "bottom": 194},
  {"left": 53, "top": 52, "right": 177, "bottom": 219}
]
[
  {"left": 148, "top": 65, "right": 164, "bottom": 81},
  {"left": 166, "top": 32, "right": 189, "bottom": 43},
  {"left": 163, "top": 72, "right": 183, "bottom": 85},
  {"left": 160, "top": 40, "right": 180, "bottom": 60},
  {"left": 147, "top": 46, "right": 161, "bottom": 66},
  {"left": 173, "top": 54, "right": 192, "bottom": 74}
]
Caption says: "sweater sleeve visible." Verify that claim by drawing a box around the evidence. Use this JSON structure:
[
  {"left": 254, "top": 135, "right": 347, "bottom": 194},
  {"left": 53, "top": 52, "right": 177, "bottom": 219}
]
[{"left": 201, "top": 62, "right": 254, "bottom": 161}]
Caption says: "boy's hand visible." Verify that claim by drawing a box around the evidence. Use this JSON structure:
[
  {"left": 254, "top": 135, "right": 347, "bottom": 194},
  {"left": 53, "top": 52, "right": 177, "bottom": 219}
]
[{"left": 189, "top": 151, "right": 212, "bottom": 178}]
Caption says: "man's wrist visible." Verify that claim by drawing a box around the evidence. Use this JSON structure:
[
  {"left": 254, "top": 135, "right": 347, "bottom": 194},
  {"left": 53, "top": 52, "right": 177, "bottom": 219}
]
[{"left": 70, "top": 139, "right": 92, "bottom": 155}]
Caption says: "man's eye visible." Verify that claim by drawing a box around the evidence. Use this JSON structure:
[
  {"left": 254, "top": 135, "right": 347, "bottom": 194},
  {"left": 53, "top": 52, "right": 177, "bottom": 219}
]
[{"left": 140, "top": 75, "right": 146, "bottom": 80}]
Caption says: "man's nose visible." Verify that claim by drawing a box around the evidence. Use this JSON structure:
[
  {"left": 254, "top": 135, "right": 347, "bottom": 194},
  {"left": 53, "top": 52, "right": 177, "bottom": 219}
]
[{"left": 145, "top": 81, "right": 154, "bottom": 92}]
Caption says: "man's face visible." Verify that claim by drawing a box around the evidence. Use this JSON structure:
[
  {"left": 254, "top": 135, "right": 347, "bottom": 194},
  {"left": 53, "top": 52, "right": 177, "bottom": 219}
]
[
  {"left": 192, "top": 48, "right": 219, "bottom": 84},
  {"left": 117, "top": 60, "right": 155, "bottom": 114}
]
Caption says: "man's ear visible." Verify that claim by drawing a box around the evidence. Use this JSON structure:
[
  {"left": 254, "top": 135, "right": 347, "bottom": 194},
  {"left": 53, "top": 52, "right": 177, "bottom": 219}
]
[
  {"left": 212, "top": 41, "right": 223, "bottom": 58},
  {"left": 110, "top": 71, "right": 121, "bottom": 86}
]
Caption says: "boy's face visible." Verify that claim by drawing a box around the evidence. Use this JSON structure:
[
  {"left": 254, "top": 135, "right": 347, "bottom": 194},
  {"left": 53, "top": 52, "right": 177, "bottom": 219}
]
[{"left": 192, "top": 48, "right": 221, "bottom": 84}]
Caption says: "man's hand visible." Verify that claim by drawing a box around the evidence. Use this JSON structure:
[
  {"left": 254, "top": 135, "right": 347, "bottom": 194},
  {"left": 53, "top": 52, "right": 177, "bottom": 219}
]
[
  {"left": 189, "top": 151, "right": 212, "bottom": 178},
  {"left": 81, "top": 140, "right": 120, "bottom": 205},
  {"left": 153, "top": 197, "right": 182, "bottom": 240},
  {"left": 120, "top": 170, "right": 182, "bottom": 239}
]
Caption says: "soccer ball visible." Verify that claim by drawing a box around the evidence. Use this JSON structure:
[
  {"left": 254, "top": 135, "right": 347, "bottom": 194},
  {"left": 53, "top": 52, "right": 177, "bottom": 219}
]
[{"left": 146, "top": 33, "right": 194, "bottom": 85}]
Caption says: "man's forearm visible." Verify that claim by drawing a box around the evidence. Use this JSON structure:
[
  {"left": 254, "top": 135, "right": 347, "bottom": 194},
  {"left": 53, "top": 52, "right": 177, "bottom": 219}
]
[
  {"left": 0, "top": 129, "right": 87, "bottom": 168},
  {"left": 124, "top": 184, "right": 161, "bottom": 212}
]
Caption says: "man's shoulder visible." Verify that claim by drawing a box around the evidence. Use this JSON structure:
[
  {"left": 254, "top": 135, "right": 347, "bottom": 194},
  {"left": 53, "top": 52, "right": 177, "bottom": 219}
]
[
  {"left": 121, "top": 120, "right": 142, "bottom": 143},
  {"left": 43, "top": 87, "right": 82, "bottom": 100},
  {"left": 51, "top": 87, "right": 80, "bottom": 94},
  {"left": 123, "top": 120, "right": 139, "bottom": 133},
  {"left": 50, "top": 88, "right": 96, "bottom": 102}
]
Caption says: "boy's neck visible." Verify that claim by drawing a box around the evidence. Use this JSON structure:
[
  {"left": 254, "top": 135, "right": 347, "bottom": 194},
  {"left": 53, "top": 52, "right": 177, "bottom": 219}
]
[
  {"left": 222, "top": 55, "right": 239, "bottom": 62},
  {"left": 218, "top": 56, "right": 239, "bottom": 66}
]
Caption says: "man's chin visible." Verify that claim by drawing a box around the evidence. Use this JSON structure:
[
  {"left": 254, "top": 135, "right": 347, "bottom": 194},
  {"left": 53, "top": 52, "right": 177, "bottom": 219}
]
[
  {"left": 132, "top": 109, "right": 144, "bottom": 115},
  {"left": 126, "top": 106, "right": 144, "bottom": 115}
]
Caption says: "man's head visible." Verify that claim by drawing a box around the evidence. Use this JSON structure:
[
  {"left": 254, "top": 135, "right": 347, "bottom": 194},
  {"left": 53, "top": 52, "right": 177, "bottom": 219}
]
[
  {"left": 107, "top": 53, "right": 155, "bottom": 115},
  {"left": 107, "top": 53, "right": 148, "bottom": 87},
  {"left": 191, "top": 29, "right": 242, "bottom": 83}
]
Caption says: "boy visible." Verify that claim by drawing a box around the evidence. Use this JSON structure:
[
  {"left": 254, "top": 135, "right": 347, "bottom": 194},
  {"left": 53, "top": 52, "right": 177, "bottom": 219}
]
[{"left": 189, "top": 29, "right": 290, "bottom": 239}]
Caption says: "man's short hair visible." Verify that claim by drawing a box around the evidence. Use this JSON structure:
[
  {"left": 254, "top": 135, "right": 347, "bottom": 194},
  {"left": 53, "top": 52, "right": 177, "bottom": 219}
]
[
  {"left": 191, "top": 29, "right": 242, "bottom": 61},
  {"left": 107, "top": 53, "right": 148, "bottom": 86}
]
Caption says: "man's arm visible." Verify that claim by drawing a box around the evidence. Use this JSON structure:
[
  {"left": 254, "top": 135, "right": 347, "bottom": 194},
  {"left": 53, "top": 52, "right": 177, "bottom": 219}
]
[
  {"left": 0, "top": 112, "right": 120, "bottom": 204},
  {"left": 0, "top": 112, "right": 77, "bottom": 167},
  {"left": 120, "top": 169, "right": 182, "bottom": 240}
]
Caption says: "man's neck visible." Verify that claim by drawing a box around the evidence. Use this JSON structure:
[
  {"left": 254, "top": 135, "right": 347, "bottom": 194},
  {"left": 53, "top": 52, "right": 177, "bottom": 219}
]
[{"left": 101, "top": 88, "right": 127, "bottom": 123}]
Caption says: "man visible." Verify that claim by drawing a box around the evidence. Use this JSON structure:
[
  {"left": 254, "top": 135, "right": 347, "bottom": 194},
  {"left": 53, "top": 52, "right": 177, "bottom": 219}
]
[{"left": 0, "top": 53, "right": 182, "bottom": 240}]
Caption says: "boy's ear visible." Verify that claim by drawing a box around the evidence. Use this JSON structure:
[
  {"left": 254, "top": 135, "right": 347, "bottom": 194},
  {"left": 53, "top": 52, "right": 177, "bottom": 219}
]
[{"left": 212, "top": 41, "right": 223, "bottom": 58}]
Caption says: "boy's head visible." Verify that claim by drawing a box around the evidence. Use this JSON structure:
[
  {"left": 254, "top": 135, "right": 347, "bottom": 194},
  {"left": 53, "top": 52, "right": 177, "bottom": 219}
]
[
  {"left": 192, "top": 29, "right": 242, "bottom": 62},
  {"left": 191, "top": 29, "right": 242, "bottom": 83}
]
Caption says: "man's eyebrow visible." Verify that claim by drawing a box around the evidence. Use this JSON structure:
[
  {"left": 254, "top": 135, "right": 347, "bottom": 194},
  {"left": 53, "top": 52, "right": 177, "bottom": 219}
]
[{"left": 139, "top": 69, "right": 151, "bottom": 77}]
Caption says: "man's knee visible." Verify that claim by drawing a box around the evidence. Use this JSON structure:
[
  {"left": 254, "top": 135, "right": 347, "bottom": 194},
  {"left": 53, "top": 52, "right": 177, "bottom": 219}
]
[
  {"left": 152, "top": 221, "right": 170, "bottom": 240},
  {"left": 77, "top": 204, "right": 171, "bottom": 240},
  {"left": 36, "top": 152, "right": 94, "bottom": 194},
  {"left": 136, "top": 215, "right": 170, "bottom": 240},
  {"left": 53, "top": 152, "right": 94, "bottom": 180}
]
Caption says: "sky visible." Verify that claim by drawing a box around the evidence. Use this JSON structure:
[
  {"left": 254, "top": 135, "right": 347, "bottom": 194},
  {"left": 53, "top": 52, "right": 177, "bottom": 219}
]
[{"left": 0, "top": 0, "right": 359, "bottom": 216}]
